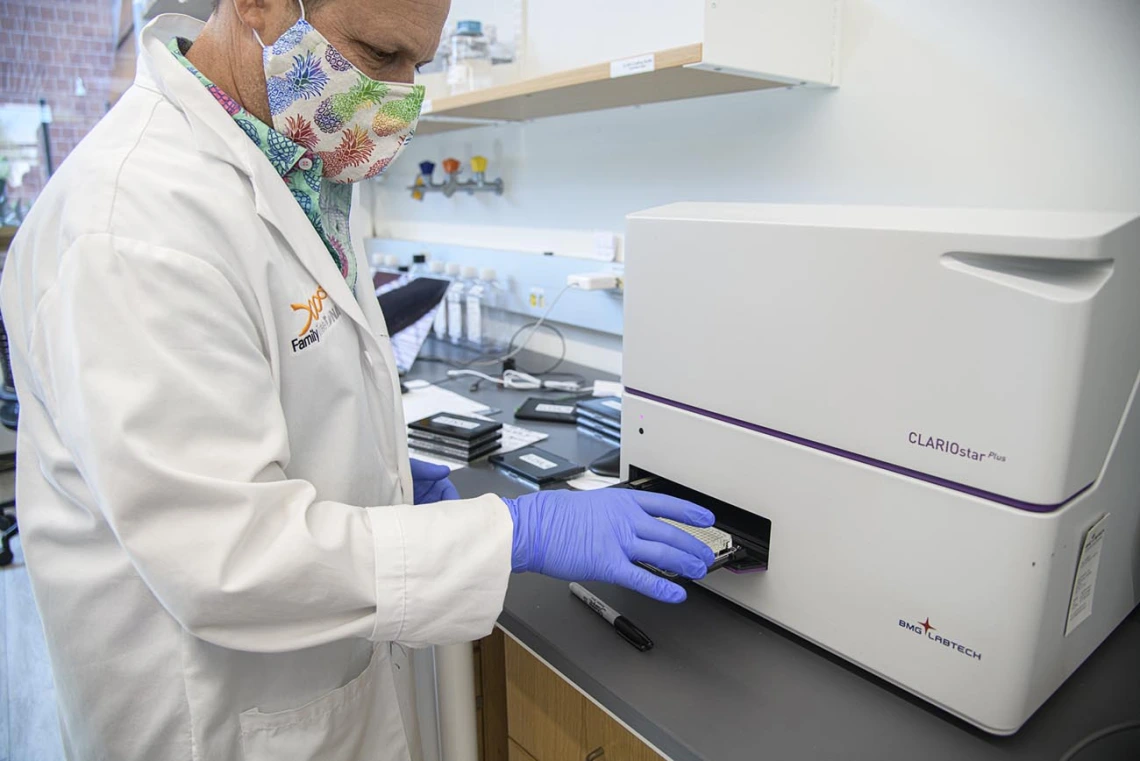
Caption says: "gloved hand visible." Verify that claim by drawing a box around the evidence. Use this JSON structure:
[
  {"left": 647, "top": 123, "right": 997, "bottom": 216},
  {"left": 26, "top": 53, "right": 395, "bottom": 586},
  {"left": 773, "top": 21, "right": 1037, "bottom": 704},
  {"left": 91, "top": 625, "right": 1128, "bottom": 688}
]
[
  {"left": 409, "top": 459, "right": 460, "bottom": 504},
  {"left": 502, "top": 489, "right": 716, "bottom": 603}
]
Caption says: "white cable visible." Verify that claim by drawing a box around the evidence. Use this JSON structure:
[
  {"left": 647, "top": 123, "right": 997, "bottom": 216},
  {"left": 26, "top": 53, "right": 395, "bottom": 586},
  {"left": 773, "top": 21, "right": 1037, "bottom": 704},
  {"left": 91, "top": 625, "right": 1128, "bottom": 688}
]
[
  {"left": 464, "top": 281, "right": 575, "bottom": 370},
  {"left": 496, "top": 283, "right": 576, "bottom": 364},
  {"left": 446, "top": 368, "right": 585, "bottom": 392},
  {"left": 447, "top": 369, "right": 510, "bottom": 386}
]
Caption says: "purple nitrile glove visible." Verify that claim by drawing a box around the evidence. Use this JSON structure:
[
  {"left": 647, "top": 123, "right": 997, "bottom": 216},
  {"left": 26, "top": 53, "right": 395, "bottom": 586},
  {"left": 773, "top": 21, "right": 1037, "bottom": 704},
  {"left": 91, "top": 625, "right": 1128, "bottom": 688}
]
[
  {"left": 502, "top": 488, "right": 716, "bottom": 603},
  {"left": 409, "top": 458, "right": 460, "bottom": 504}
]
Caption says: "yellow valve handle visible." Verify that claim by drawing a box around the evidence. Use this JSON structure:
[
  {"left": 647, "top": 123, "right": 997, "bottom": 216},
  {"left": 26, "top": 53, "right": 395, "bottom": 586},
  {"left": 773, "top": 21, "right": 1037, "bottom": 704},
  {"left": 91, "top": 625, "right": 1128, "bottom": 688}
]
[{"left": 470, "top": 155, "right": 488, "bottom": 173}]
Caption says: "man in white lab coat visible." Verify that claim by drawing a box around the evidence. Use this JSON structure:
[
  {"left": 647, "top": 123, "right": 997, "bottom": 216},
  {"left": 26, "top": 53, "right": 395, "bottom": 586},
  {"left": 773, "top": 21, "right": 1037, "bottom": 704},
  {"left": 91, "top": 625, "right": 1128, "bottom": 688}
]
[{"left": 0, "top": 1, "right": 721, "bottom": 759}]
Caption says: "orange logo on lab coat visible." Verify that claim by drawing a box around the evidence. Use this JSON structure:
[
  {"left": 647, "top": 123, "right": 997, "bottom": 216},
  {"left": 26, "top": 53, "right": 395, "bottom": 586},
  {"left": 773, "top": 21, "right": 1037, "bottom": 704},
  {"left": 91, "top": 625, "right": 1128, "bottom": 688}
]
[{"left": 291, "top": 286, "right": 329, "bottom": 336}]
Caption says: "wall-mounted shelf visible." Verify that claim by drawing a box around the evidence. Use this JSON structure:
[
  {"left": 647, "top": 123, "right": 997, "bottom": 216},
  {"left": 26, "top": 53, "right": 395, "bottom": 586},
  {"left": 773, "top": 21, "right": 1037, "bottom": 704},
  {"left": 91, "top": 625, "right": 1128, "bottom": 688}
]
[
  {"left": 417, "top": 0, "right": 840, "bottom": 135},
  {"left": 417, "top": 44, "right": 789, "bottom": 136}
]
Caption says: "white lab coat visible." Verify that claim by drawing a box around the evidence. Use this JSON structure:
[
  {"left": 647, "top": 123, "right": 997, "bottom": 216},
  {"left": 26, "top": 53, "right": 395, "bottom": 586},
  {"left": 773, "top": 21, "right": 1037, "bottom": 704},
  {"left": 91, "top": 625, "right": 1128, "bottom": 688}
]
[{"left": 0, "top": 14, "right": 512, "bottom": 761}]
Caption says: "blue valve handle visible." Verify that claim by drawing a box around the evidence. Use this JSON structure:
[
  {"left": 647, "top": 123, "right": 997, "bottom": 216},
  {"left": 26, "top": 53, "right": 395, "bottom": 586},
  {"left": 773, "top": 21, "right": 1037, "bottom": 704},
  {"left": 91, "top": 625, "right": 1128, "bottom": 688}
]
[{"left": 418, "top": 161, "right": 436, "bottom": 178}]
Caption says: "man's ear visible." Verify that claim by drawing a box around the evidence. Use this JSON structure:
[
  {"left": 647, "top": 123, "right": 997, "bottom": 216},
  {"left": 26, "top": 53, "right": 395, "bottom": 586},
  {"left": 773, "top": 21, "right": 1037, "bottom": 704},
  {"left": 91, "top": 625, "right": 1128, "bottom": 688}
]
[{"left": 233, "top": 0, "right": 296, "bottom": 46}]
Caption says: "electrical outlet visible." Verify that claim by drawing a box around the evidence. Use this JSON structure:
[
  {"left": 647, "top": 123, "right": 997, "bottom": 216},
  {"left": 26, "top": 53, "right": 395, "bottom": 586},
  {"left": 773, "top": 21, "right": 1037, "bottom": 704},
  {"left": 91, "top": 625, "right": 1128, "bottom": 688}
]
[
  {"left": 607, "top": 263, "right": 625, "bottom": 291},
  {"left": 528, "top": 287, "right": 546, "bottom": 309}
]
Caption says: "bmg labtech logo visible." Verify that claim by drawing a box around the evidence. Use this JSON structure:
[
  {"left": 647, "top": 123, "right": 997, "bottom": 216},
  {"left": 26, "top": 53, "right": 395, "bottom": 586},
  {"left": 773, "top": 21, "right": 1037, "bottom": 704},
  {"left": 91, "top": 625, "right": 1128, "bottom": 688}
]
[{"left": 899, "top": 617, "right": 983, "bottom": 661}]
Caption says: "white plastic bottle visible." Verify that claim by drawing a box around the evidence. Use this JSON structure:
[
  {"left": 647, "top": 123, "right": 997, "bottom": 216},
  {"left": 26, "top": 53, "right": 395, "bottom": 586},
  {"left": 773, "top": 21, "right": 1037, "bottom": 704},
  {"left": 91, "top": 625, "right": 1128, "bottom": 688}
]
[
  {"left": 370, "top": 252, "right": 400, "bottom": 275},
  {"left": 430, "top": 261, "right": 450, "bottom": 340},
  {"left": 445, "top": 263, "right": 467, "bottom": 344},
  {"left": 461, "top": 266, "right": 483, "bottom": 346},
  {"left": 465, "top": 270, "right": 486, "bottom": 347},
  {"left": 410, "top": 253, "right": 429, "bottom": 277},
  {"left": 474, "top": 268, "right": 507, "bottom": 350}
]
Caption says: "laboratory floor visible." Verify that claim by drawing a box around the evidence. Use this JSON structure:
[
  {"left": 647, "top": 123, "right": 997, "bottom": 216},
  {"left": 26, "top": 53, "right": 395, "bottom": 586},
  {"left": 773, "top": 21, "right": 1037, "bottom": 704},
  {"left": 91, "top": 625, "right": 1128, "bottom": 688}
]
[{"left": 0, "top": 469, "right": 64, "bottom": 761}]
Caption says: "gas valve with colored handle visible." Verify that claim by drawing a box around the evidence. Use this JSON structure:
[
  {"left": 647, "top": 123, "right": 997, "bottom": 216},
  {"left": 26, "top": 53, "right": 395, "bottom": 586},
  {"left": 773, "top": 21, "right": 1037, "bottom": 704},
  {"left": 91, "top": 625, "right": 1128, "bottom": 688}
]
[{"left": 407, "top": 154, "right": 504, "bottom": 199}]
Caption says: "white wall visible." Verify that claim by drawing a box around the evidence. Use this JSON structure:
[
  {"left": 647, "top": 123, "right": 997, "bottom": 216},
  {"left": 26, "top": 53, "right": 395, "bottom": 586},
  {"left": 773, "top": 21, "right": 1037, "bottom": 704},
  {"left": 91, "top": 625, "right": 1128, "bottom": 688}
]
[{"left": 369, "top": 0, "right": 1140, "bottom": 372}]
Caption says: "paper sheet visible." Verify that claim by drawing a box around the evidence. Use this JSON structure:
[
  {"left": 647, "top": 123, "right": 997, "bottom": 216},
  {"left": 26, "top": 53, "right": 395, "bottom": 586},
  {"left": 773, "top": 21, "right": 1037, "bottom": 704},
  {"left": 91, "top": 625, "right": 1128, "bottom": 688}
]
[
  {"left": 402, "top": 380, "right": 490, "bottom": 422},
  {"left": 1065, "top": 513, "right": 1110, "bottom": 636},
  {"left": 567, "top": 473, "right": 621, "bottom": 491},
  {"left": 402, "top": 380, "right": 548, "bottom": 471}
]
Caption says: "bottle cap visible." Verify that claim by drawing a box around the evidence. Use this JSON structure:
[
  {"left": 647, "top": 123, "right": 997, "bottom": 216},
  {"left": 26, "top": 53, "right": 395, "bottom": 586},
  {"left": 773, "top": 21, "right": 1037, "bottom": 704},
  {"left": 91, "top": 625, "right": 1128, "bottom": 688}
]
[
  {"left": 446, "top": 263, "right": 462, "bottom": 276},
  {"left": 429, "top": 261, "right": 446, "bottom": 274},
  {"left": 462, "top": 266, "right": 479, "bottom": 279},
  {"left": 413, "top": 253, "right": 428, "bottom": 264},
  {"left": 480, "top": 268, "right": 496, "bottom": 281},
  {"left": 456, "top": 20, "right": 483, "bottom": 36}
]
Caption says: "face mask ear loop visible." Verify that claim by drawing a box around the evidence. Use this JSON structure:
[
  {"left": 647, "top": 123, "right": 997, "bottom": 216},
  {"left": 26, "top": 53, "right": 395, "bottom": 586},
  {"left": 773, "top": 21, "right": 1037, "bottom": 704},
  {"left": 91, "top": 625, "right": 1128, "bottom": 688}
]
[{"left": 241, "top": 0, "right": 306, "bottom": 49}]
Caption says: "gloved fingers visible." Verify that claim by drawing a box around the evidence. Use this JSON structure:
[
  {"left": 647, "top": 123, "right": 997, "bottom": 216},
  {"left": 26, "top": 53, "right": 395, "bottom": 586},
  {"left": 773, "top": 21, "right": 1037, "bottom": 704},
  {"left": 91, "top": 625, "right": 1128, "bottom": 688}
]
[
  {"left": 419, "top": 479, "right": 461, "bottom": 504},
  {"left": 608, "top": 562, "right": 688, "bottom": 604},
  {"left": 634, "top": 519, "right": 716, "bottom": 566},
  {"left": 410, "top": 458, "right": 452, "bottom": 482},
  {"left": 628, "top": 491, "right": 714, "bottom": 527},
  {"left": 629, "top": 539, "right": 708, "bottom": 579}
]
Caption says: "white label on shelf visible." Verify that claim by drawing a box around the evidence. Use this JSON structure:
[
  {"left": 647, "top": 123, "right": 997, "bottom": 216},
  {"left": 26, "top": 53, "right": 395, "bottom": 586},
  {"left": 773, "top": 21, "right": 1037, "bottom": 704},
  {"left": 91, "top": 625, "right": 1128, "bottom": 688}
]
[
  {"left": 520, "top": 453, "right": 558, "bottom": 470},
  {"left": 536, "top": 404, "right": 576, "bottom": 415},
  {"left": 421, "top": 98, "right": 433, "bottom": 115},
  {"left": 431, "top": 416, "right": 480, "bottom": 430},
  {"left": 1065, "top": 513, "right": 1109, "bottom": 636},
  {"left": 610, "top": 54, "right": 655, "bottom": 79}
]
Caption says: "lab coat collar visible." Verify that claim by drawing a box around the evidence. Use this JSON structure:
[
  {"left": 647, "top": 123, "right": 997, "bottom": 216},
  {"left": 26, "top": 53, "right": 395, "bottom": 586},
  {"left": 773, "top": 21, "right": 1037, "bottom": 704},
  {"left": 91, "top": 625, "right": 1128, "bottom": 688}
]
[
  {"left": 135, "top": 15, "right": 382, "bottom": 351},
  {"left": 136, "top": 15, "right": 252, "bottom": 176}
]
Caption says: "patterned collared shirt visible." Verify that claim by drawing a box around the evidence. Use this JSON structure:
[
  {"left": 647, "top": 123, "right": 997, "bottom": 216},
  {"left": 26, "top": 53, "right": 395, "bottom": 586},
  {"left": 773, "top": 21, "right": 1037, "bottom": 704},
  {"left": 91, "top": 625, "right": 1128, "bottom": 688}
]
[{"left": 168, "top": 38, "right": 358, "bottom": 290}]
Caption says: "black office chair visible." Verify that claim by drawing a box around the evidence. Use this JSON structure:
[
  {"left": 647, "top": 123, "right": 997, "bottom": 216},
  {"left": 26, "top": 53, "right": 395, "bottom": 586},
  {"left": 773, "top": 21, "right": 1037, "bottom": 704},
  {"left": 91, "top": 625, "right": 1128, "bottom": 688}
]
[{"left": 0, "top": 314, "right": 18, "bottom": 567}]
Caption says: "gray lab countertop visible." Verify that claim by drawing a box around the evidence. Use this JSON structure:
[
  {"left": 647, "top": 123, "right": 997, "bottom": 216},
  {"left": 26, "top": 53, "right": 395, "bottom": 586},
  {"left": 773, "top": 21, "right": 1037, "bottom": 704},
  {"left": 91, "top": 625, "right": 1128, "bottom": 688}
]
[{"left": 406, "top": 343, "right": 1140, "bottom": 761}]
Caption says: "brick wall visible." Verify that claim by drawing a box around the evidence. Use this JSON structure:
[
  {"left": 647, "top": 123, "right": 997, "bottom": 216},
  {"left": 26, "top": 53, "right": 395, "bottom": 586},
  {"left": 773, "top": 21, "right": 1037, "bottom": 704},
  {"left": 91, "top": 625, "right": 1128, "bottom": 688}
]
[{"left": 0, "top": 0, "right": 116, "bottom": 203}]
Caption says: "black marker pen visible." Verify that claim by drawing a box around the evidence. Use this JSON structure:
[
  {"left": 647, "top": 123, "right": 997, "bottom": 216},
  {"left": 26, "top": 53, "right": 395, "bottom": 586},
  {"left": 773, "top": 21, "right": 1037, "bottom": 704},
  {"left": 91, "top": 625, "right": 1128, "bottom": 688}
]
[{"left": 569, "top": 582, "right": 654, "bottom": 652}]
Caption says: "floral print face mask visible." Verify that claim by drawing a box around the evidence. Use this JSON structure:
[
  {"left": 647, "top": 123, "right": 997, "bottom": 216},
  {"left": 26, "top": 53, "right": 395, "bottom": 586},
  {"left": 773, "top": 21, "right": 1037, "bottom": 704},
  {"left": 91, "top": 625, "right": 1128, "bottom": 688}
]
[{"left": 251, "top": 0, "right": 424, "bottom": 183}]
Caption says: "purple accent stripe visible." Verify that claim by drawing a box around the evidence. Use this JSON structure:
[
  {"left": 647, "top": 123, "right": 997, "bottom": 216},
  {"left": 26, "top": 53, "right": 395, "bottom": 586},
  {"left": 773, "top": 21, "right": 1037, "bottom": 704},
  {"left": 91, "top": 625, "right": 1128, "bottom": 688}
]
[{"left": 624, "top": 387, "right": 1094, "bottom": 514}]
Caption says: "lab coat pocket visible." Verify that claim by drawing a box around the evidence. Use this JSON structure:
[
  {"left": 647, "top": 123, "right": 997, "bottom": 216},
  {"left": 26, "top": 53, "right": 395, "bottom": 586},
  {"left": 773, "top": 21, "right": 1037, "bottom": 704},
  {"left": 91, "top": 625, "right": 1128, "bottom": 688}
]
[{"left": 238, "top": 644, "right": 410, "bottom": 761}]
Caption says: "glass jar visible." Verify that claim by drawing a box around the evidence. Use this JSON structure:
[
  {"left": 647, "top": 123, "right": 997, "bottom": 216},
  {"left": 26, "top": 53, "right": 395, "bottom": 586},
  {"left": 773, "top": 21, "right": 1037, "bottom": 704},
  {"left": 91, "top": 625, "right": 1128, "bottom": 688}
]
[{"left": 447, "top": 20, "right": 493, "bottom": 95}]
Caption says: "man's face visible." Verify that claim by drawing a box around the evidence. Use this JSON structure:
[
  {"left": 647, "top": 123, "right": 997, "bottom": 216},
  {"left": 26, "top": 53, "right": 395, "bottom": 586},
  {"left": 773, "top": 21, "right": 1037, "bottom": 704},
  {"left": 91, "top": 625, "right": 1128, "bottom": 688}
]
[{"left": 261, "top": 0, "right": 450, "bottom": 84}]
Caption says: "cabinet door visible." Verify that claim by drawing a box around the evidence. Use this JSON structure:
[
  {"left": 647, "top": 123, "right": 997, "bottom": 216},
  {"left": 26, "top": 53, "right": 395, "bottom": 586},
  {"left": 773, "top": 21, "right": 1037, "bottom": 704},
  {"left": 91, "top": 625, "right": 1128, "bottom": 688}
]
[
  {"left": 584, "top": 701, "right": 665, "bottom": 761},
  {"left": 505, "top": 636, "right": 589, "bottom": 761},
  {"left": 509, "top": 739, "right": 540, "bottom": 761},
  {"left": 479, "top": 630, "right": 509, "bottom": 761}
]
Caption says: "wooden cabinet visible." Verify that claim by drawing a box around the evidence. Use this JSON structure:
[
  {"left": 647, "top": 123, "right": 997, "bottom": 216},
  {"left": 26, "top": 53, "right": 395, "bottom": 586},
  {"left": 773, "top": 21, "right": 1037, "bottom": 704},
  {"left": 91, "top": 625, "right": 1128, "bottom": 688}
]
[
  {"left": 509, "top": 739, "right": 540, "bottom": 761},
  {"left": 502, "top": 634, "right": 663, "bottom": 761},
  {"left": 583, "top": 702, "right": 664, "bottom": 761},
  {"left": 505, "top": 634, "right": 590, "bottom": 761},
  {"left": 477, "top": 630, "right": 509, "bottom": 761}
]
